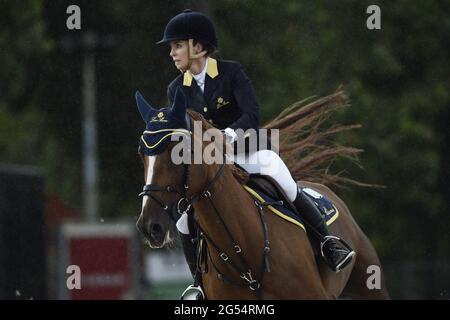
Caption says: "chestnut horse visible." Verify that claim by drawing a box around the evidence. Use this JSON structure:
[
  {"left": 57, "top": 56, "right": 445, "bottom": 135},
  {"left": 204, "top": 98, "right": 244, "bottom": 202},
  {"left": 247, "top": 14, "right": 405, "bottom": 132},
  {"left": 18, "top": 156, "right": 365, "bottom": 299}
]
[{"left": 135, "top": 89, "right": 389, "bottom": 299}]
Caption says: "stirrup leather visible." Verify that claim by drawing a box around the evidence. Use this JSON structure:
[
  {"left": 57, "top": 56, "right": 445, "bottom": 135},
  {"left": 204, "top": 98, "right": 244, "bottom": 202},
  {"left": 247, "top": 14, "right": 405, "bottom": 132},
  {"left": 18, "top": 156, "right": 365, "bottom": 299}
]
[{"left": 179, "top": 284, "right": 205, "bottom": 300}]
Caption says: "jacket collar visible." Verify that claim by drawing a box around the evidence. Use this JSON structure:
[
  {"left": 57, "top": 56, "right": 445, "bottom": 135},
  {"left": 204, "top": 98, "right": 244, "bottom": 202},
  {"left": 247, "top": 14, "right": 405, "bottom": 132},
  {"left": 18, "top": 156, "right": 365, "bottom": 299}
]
[{"left": 183, "top": 57, "right": 219, "bottom": 87}]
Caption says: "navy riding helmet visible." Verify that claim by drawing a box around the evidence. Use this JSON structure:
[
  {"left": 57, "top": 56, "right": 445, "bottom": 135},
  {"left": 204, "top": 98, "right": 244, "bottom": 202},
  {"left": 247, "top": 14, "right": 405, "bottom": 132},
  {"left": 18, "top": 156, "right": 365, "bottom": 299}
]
[{"left": 157, "top": 9, "right": 218, "bottom": 50}]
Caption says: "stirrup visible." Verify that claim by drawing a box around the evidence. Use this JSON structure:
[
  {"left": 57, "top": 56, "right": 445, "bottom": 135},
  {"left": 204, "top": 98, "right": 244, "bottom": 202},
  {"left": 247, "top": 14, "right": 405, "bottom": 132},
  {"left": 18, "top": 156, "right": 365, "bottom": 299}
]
[
  {"left": 335, "top": 250, "right": 355, "bottom": 272},
  {"left": 179, "top": 284, "right": 205, "bottom": 300},
  {"left": 320, "top": 235, "right": 355, "bottom": 273}
]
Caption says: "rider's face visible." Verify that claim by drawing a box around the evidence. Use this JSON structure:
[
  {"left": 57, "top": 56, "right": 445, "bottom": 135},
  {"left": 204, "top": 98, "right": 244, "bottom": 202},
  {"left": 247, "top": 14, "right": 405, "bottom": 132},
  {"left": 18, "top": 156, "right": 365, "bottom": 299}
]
[{"left": 169, "top": 40, "right": 189, "bottom": 70}]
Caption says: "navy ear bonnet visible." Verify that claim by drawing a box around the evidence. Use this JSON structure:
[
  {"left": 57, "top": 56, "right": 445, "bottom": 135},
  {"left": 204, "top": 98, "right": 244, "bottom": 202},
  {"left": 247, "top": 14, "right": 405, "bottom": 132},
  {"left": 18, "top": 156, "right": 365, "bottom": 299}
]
[{"left": 136, "top": 87, "right": 191, "bottom": 156}]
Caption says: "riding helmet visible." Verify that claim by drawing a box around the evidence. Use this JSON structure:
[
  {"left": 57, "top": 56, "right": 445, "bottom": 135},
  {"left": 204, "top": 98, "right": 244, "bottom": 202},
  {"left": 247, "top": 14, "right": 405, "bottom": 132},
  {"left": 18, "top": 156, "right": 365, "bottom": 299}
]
[{"left": 157, "top": 9, "right": 218, "bottom": 49}]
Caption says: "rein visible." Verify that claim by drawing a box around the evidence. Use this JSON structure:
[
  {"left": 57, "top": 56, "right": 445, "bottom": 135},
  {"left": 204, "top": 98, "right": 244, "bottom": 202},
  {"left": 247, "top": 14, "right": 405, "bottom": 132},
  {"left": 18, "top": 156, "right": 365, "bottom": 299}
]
[{"left": 138, "top": 119, "right": 272, "bottom": 298}]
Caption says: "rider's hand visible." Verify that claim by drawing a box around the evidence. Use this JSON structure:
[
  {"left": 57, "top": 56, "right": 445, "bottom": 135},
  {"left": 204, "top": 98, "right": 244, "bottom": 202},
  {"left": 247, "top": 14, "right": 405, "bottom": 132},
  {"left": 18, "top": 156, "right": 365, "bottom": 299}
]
[{"left": 223, "top": 127, "right": 237, "bottom": 144}]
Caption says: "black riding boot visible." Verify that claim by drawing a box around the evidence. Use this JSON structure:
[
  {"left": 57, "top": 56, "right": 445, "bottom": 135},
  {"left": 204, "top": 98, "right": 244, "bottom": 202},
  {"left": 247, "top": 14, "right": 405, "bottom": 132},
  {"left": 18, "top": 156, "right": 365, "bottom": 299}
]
[
  {"left": 179, "top": 232, "right": 205, "bottom": 300},
  {"left": 180, "top": 232, "right": 198, "bottom": 277},
  {"left": 293, "top": 189, "right": 355, "bottom": 272}
]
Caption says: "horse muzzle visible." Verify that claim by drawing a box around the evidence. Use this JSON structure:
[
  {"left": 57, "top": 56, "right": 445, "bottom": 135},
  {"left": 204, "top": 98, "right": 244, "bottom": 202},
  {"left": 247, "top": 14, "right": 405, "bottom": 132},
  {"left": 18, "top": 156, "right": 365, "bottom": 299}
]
[{"left": 136, "top": 215, "right": 168, "bottom": 248}]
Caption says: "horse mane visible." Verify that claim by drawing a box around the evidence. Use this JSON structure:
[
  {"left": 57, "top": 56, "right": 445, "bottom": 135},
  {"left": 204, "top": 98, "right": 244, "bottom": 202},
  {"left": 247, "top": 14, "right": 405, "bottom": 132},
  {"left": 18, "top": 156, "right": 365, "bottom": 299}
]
[
  {"left": 187, "top": 109, "right": 249, "bottom": 184},
  {"left": 264, "top": 86, "right": 378, "bottom": 189}
]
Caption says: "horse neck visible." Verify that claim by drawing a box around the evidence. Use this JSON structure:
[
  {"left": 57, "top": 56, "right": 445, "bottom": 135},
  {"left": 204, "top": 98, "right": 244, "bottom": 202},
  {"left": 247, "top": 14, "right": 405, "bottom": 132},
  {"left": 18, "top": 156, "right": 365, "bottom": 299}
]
[{"left": 193, "top": 163, "right": 263, "bottom": 262}]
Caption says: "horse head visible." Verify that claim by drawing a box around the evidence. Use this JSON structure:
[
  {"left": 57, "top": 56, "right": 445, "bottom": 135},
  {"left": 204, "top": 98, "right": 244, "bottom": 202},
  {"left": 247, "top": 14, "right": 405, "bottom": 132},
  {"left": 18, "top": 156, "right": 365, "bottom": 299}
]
[{"left": 135, "top": 87, "right": 192, "bottom": 248}]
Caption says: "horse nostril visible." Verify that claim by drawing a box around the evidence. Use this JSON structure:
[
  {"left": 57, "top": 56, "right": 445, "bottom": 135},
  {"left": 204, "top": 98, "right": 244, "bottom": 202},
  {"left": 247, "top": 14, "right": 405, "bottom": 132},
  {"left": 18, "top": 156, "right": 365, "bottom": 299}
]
[{"left": 150, "top": 223, "right": 163, "bottom": 240}]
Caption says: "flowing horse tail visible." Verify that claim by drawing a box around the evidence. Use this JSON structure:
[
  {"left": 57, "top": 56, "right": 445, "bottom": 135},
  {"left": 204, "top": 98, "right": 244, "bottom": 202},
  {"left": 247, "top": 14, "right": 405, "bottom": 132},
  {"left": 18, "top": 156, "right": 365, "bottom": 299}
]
[{"left": 263, "top": 85, "right": 381, "bottom": 189}]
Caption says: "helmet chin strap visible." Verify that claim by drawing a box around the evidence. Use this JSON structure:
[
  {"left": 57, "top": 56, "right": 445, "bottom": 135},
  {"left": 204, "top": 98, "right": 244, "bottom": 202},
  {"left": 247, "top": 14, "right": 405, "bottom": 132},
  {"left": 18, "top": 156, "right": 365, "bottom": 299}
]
[{"left": 178, "top": 39, "right": 207, "bottom": 73}]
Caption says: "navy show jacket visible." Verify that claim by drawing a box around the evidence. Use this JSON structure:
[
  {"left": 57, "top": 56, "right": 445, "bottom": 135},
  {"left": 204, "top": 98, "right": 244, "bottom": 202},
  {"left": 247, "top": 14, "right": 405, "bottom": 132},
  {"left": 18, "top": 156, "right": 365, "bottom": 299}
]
[{"left": 167, "top": 57, "right": 260, "bottom": 131}]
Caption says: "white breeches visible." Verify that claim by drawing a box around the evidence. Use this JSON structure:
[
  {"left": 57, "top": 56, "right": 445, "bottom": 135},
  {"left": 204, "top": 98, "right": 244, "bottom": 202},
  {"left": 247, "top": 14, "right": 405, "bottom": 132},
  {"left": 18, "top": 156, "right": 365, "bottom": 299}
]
[{"left": 233, "top": 149, "right": 298, "bottom": 202}]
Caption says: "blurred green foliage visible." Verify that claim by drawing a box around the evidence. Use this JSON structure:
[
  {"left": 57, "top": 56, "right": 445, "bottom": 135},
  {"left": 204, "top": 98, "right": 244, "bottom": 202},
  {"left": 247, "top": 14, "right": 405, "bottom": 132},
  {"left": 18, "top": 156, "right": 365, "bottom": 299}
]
[{"left": 1, "top": 0, "right": 449, "bottom": 273}]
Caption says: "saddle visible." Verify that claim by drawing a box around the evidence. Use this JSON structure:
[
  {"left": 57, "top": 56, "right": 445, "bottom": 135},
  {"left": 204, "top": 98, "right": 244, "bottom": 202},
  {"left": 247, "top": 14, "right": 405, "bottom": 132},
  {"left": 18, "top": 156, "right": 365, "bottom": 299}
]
[
  {"left": 246, "top": 173, "right": 339, "bottom": 227},
  {"left": 246, "top": 173, "right": 298, "bottom": 213},
  {"left": 244, "top": 173, "right": 339, "bottom": 258}
]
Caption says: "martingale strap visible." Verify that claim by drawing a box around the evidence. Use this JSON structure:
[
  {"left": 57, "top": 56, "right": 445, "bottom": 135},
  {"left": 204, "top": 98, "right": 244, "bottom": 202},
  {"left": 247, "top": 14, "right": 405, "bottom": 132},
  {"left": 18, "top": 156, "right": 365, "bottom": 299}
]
[{"left": 195, "top": 193, "right": 274, "bottom": 299}]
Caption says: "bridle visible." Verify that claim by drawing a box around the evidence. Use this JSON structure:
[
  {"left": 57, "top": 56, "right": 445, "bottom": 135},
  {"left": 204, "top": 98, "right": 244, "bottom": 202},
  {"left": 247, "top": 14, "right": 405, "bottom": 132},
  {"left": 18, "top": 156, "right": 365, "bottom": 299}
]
[
  {"left": 138, "top": 152, "right": 226, "bottom": 221},
  {"left": 137, "top": 115, "right": 272, "bottom": 299},
  {"left": 138, "top": 115, "right": 226, "bottom": 221}
]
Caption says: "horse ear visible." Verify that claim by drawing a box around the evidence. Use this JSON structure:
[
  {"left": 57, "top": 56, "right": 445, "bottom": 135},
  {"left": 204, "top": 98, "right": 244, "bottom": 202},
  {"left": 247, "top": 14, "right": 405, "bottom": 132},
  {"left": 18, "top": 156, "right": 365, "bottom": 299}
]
[
  {"left": 171, "top": 87, "right": 187, "bottom": 121},
  {"left": 135, "top": 90, "right": 156, "bottom": 122}
]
